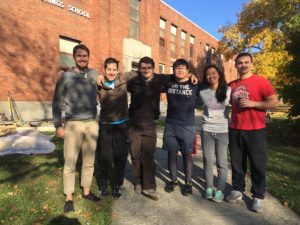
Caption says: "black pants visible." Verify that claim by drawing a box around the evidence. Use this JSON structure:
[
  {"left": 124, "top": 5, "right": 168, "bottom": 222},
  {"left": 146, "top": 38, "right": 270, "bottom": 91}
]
[
  {"left": 97, "top": 122, "right": 129, "bottom": 189},
  {"left": 229, "top": 128, "right": 268, "bottom": 199},
  {"left": 129, "top": 121, "right": 157, "bottom": 190}
]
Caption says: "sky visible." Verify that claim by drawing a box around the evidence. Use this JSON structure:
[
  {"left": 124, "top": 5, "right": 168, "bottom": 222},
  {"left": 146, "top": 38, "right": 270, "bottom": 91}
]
[{"left": 162, "top": 0, "right": 248, "bottom": 40}]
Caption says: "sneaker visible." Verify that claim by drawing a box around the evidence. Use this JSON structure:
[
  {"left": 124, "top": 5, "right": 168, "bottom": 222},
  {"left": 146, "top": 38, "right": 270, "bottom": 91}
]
[
  {"left": 164, "top": 180, "right": 179, "bottom": 193},
  {"left": 182, "top": 184, "right": 192, "bottom": 196},
  {"left": 205, "top": 188, "right": 213, "bottom": 199},
  {"left": 134, "top": 184, "right": 142, "bottom": 194},
  {"left": 212, "top": 190, "right": 224, "bottom": 203},
  {"left": 112, "top": 186, "right": 122, "bottom": 200},
  {"left": 142, "top": 189, "right": 159, "bottom": 201},
  {"left": 63, "top": 200, "right": 75, "bottom": 213},
  {"left": 251, "top": 197, "right": 263, "bottom": 213},
  {"left": 100, "top": 188, "right": 109, "bottom": 198},
  {"left": 226, "top": 190, "right": 242, "bottom": 203},
  {"left": 83, "top": 192, "right": 101, "bottom": 202}
]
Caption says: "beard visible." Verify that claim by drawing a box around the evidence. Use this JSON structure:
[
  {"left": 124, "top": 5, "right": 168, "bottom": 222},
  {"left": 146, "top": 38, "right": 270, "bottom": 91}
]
[{"left": 76, "top": 61, "right": 89, "bottom": 71}]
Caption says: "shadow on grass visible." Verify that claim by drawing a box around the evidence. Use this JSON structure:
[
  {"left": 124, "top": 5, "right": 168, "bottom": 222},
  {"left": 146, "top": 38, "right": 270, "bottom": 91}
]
[{"left": 47, "top": 216, "right": 81, "bottom": 225}]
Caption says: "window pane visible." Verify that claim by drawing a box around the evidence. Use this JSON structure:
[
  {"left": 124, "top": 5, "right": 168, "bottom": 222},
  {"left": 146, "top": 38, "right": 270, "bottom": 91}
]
[
  {"left": 160, "top": 38, "right": 165, "bottom": 47},
  {"left": 160, "top": 29, "right": 165, "bottom": 37},
  {"left": 181, "top": 46, "right": 185, "bottom": 55},
  {"left": 181, "top": 31, "right": 186, "bottom": 40},
  {"left": 159, "top": 64, "right": 165, "bottom": 73},
  {"left": 129, "top": 21, "right": 139, "bottom": 39},
  {"left": 130, "top": 0, "right": 140, "bottom": 9},
  {"left": 160, "top": 18, "right": 166, "bottom": 29},
  {"left": 171, "top": 34, "right": 176, "bottom": 42},
  {"left": 60, "top": 53, "right": 75, "bottom": 69},
  {"left": 190, "top": 45, "right": 193, "bottom": 57},
  {"left": 171, "top": 25, "right": 177, "bottom": 35},
  {"left": 170, "top": 42, "right": 176, "bottom": 52},
  {"left": 130, "top": 8, "right": 139, "bottom": 21},
  {"left": 190, "top": 36, "right": 194, "bottom": 44}
]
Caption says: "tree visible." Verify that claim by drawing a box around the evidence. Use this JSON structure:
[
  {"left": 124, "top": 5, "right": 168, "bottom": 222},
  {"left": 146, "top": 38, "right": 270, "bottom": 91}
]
[
  {"left": 218, "top": 0, "right": 300, "bottom": 116},
  {"left": 278, "top": 14, "right": 300, "bottom": 117}
]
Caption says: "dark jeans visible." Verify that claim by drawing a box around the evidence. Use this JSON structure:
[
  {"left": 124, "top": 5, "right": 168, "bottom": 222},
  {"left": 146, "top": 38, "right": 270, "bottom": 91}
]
[
  {"left": 97, "top": 122, "right": 129, "bottom": 189},
  {"left": 229, "top": 128, "right": 268, "bottom": 199},
  {"left": 129, "top": 121, "right": 157, "bottom": 190}
]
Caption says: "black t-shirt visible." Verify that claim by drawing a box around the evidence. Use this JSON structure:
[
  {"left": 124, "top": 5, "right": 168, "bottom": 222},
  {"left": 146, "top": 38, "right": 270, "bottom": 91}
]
[
  {"left": 127, "top": 73, "right": 169, "bottom": 123},
  {"left": 164, "top": 76, "right": 199, "bottom": 126}
]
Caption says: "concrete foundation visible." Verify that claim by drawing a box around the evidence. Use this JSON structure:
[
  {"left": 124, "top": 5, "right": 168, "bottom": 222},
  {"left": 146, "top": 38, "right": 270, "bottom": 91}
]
[{"left": 0, "top": 101, "right": 52, "bottom": 122}]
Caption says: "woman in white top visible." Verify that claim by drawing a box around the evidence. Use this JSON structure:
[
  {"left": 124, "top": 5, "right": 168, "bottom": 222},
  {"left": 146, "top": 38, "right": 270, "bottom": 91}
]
[{"left": 199, "top": 64, "right": 231, "bottom": 202}]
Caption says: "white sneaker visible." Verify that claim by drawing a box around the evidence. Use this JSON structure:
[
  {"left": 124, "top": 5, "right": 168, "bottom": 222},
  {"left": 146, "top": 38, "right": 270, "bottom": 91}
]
[
  {"left": 251, "top": 198, "right": 263, "bottom": 213},
  {"left": 226, "top": 190, "right": 243, "bottom": 203}
]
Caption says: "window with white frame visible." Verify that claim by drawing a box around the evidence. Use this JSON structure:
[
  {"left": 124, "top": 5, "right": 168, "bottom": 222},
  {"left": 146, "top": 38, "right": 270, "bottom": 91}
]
[
  {"left": 189, "top": 35, "right": 194, "bottom": 58},
  {"left": 129, "top": 0, "right": 140, "bottom": 39},
  {"left": 170, "top": 24, "right": 177, "bottom": 52},
  {"left": 59, "top": 36, "right": 80, "bottom": 70},
  {"left": 159, "top": 63, "right": 165, "bottom": 73},
  {"left": 180, "top": 30, "right": 186, "bottom": 56},
  {"left": 160, "top": 18, "right": 166, "bottom": 47}
]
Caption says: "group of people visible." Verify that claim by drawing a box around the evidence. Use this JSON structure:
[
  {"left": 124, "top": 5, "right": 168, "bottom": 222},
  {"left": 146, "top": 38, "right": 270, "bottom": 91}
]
[{"left": 52, "top": 44, "right": 278, "bottom": 214}]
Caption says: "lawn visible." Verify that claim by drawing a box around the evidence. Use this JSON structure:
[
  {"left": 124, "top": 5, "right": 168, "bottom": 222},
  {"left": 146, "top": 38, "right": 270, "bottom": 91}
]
[
  {"left": 266, "top": 114, "right": 300, "bottom": 215},
  {"left": 0, "top": 114, "right": 299, "bottom": 224},
  {"left": 0, "top": 135, "right": 112, "bottom": 225}
]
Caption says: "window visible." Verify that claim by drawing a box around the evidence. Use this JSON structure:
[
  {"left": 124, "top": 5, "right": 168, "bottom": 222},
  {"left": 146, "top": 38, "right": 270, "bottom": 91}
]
[
  {"left": 189, "top": 35, "right": 194, "bottom": 58},
  {"left": 205, "top": 43, "right": 210, "bottom": 52},
  {"left": 59, "top": 36, "right": 80, "bottom": 70},
  {"left": 129, "top": 0, "right": 140, "bottom": 39},
  {"left": 205, "top": 43, "right": 211, "bottom": 64},
  {"left": 131, "top": 61, "right": 139, "bottom": 71},
  {"left": 159, "top": 18, "right": 166, "bottom": 47},
  {"left": 180, "top": 30, "right": 186, "bottom": 56},
  {"left": 170, "top": 24, "right": 177, "bottom": 52},
  {"left": 159, "top": 63, "right": 165, "bottom": 73},
  {"left": 212, "top": 47, "right": 215, "bottom": 55},
  {"left": 170, "top": 66, "right": 173, "bottom": 74}
]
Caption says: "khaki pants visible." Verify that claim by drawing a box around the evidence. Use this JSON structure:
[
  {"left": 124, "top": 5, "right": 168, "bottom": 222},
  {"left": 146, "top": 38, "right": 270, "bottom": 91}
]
[{"left": 63, "top": 120, "right": 99, "bottom": 195}]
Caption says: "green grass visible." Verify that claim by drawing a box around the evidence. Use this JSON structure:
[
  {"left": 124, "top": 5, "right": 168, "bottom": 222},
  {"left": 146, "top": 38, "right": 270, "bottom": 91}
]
[
  {"left": 0, "top": 135, "right": 112, "bottom": 225},
  {"left": 266, "top": 115, "right": 300, "bottom": 215}
]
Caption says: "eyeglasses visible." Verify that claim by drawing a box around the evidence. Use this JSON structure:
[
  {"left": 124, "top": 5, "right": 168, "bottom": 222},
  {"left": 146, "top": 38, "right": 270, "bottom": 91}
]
[{"left": 174, "top": 66, "right": 187, "bottom": 71}]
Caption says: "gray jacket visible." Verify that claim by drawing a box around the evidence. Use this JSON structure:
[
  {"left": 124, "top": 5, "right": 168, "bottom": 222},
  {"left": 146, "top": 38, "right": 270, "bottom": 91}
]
[{"left": 52, "top": 68, "right": 98, "bottom": 128}]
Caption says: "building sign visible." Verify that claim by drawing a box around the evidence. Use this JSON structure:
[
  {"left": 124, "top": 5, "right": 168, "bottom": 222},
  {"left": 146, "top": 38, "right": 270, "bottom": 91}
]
[{"left": 42, "top": 0, "right": 91, "bottom": 19}]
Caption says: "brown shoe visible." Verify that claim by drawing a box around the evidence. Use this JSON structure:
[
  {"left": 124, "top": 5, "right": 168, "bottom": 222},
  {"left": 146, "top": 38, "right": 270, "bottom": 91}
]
[{"left": 142, "top": 189, "right": 159, "bottom": 201}]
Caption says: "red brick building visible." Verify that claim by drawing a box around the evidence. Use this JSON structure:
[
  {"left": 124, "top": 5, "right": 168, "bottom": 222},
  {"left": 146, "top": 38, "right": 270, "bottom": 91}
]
[{"left": 0, "top": 0, "right": 236, "bottom": 121}]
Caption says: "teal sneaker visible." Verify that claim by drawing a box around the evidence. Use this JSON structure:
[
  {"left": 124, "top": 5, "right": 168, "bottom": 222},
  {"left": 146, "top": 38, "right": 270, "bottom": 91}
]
[
  {"left": 205, "top": 188, "right": 213, "bottom": 199},
  {"left": 212, "top": 190, "right": 224, "bottom": 203}
]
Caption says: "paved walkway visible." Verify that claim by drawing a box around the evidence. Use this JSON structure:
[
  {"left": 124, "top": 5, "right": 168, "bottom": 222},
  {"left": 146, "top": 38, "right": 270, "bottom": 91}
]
[{"left": 111, "top": 115, "right": 300, "bottom": 225}]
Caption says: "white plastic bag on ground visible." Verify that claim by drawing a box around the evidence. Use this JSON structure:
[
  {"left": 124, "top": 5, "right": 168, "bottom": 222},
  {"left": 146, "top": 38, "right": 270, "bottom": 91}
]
[{"left": 0, "top": 128, "right": 55, "bottom": 156}]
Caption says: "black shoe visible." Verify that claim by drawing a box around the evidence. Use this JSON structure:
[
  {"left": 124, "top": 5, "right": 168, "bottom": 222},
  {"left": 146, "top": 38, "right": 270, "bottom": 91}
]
[
  {"left": 182, "top": 184, "right": 192, "bottom": 196},
  {"left": 164, "top": 180, "right": 179, "bottom": 193},
  {"left": 100, "top": 188, "right": 109, "bottom": 198},
  {"left": 64, "top": 200, "right": 75, "bottom": 213},
  {"left": 112, "top": 186, "right": 122, "bottom": 200},
  {"left": 83, "top": 192, "right": 101, "bottom": 202}
]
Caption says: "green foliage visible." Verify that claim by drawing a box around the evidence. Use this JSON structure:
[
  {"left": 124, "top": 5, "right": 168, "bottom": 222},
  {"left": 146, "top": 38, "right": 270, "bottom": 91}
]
[{"left": 218, "top": 0, "right": 300, "bottom": 116}]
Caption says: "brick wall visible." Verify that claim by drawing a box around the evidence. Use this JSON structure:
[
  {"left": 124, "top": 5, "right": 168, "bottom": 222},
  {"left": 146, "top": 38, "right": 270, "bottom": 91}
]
[{"left": 0, "top": 0, "right": 236, "bottom": 103}]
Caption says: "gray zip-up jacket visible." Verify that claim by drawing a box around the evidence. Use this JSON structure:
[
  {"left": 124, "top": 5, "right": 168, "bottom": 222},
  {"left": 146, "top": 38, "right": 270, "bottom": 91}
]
[{"left": 52, "top": 68, "right": 98, "bottom": 128}]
